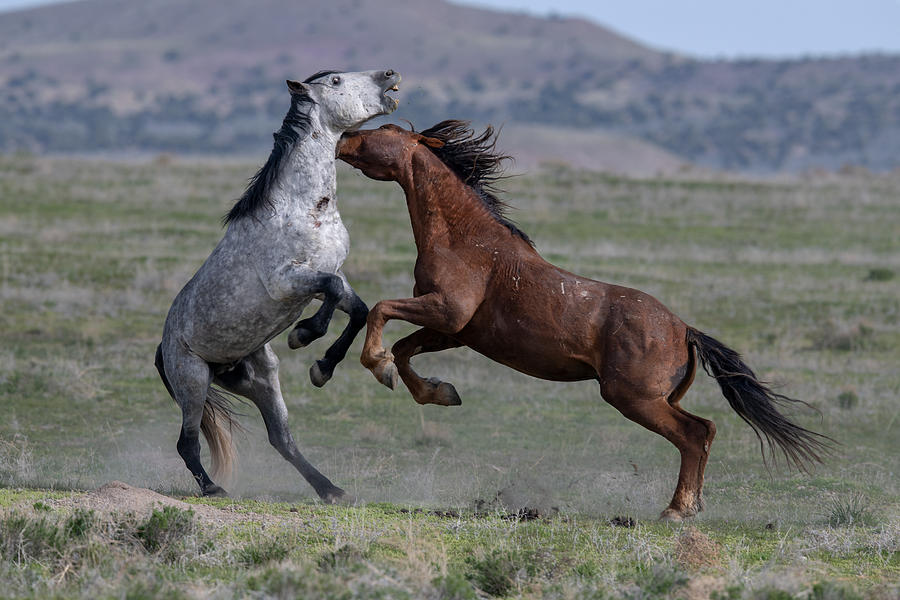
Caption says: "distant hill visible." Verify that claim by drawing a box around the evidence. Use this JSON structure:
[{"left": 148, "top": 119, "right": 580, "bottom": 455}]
[{"left": 1, "top": 0, "right": 898, "bottom": 172}]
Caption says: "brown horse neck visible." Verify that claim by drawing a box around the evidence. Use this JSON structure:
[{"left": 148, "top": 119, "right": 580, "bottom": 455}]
[{"left": 396, "top": 146, "right": 526, "bottom": 252}]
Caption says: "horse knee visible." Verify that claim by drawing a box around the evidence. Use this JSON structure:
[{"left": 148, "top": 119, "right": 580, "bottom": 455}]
[{"left": 349, "top": 297, "right": 369, "bottom": 327}]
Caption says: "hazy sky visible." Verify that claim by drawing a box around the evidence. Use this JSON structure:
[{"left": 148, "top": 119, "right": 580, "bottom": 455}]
[{"left": 1, "top": 0, "right": 899, "bottom": 58}]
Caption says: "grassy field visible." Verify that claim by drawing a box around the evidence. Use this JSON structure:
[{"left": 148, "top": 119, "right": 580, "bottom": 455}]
[{"left": 0, "top": 154, "right": 898, "bottom": 598}]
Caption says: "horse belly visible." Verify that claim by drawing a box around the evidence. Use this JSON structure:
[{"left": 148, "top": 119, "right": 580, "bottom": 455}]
[
  {"left": 180, "top": 285, "right": 314, "bottom": 363},
  {"left": 455, "top": 306, "right": 598, "bottom": 382}
]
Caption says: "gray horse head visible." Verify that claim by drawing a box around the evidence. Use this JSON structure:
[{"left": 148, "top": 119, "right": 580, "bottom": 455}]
[{"left": 289, "top": 69, "right": 400, "bottom": 135}]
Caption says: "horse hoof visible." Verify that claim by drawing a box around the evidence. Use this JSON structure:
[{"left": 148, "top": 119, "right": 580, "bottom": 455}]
[
  {"left": 203, "top": 485, "right": 228, "bottom": 498},
  {"left": 288, "top": 326, "right": 315, "bottom": 349},
  {"left": 310, "top": 360, "right": 333, "bottom": 388},
  {"left": 435, "top": 382, "right": 462, "bottom": 406},
  {"left": 320, "top": 487, "right": 351, "bottom": 505},
  {"left": 659, "top": 508, "right": 689, "bottom": 522},
  {"left": 374, "top": 361, "right": 398, "bottom": 390}
]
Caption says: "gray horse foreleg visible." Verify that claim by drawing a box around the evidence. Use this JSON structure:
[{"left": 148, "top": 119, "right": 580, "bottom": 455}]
[
  {"left": 308, "top": 288, "right": 368, "bottom": 387},
  {"left": 287, "top": 272, "right": 346, "bottom": 349},
  {"left": 214, "top": 346, "right": 346, "bottom": 502}
]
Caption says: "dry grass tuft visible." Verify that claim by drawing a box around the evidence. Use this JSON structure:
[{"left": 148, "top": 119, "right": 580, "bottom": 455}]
[
  {"left": 354, "top": 423, "right": 395, "bottom": 444},
  {"left": 414, "top": 421, "right": 453, "bottom": 448},
  {"left": 809, "top": 320, "right": 878, "bottom": 352},
  {"left": 0, "top": 435, "right": 36, "bottom": 485}
]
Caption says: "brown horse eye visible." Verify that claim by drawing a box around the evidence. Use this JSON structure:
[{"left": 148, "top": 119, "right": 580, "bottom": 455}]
[{"left": 331, "top": 76, "right": 341, "bottom": 85}]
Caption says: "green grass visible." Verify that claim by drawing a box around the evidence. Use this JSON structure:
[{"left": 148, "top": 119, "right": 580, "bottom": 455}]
[{"left": 1, "top": 155, "right": 899, "bottom": 597}]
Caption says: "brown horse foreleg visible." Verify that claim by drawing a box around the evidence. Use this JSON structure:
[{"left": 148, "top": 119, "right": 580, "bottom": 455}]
[
  {"left": 392, "top": 328, "right": 463, "bottom": 406},
  {"left": 361, "top": 292, "right": 477, "bottom": 389},
  {"left": 606, "top": 394, "right": 713, "bottom": 520}
]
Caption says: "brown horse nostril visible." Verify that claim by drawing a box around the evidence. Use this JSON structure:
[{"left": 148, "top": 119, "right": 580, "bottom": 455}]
[{"left": 385, "top": 70, "right": 394, "bottom": 78}]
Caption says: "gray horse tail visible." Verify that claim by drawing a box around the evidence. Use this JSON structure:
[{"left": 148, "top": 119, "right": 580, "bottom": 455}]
[
  {"left": 199, "top": 387, "right": 240, "bottom": 485},
  {"left": 155, "top": 345, "right": 241, "bottom": 485}
]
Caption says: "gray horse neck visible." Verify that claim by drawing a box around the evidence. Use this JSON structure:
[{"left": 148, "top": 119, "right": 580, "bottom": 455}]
[{"left": 269, "top": 128, "right": 341, "bottom": 217}]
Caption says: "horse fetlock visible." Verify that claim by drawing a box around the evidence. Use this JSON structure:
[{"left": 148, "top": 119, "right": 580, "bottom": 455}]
[
  {"left": 361, "top": 346, "right": 391, "bottom": 367},
  {"left": 309, "top": 360, "right": 333, "bottom": 388},
  {"left": 661, "top": 490, "right": 702, "bottom": 521}
]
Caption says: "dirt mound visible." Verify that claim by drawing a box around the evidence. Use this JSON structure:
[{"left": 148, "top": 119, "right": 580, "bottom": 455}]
[
  {"left": 57, "top": 481, "right": 270, "bottom": 528},
  {"left": 674, "top": 526, "right": 722, "bottom": 571},
  {"left": 80, "top": 481, "right": 196, "bottom": 514}
]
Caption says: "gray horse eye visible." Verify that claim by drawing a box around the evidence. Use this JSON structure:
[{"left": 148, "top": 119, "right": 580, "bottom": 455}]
[{"left": 331, "top": 76, "right": 341, "bottom": 85}]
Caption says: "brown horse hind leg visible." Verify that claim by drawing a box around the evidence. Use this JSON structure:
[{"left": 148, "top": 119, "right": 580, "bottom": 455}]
[
  {"left": 603, "top": 391, "right": 714, "bottom": 520},
  {"left": 392, "top": 328, "right": 463, "bottom": 406},
  {"left": 665, "top": 347, "right": 717, "bottom": 513}
]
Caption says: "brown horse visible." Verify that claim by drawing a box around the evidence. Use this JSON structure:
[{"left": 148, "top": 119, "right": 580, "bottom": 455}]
[{"left": 337, "top": 121, "right": 832, "bottom": 520}]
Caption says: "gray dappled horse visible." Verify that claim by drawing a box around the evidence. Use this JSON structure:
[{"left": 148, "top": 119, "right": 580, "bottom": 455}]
[{"left": 155, "top": 69, "right": 401, "bottom": 500}]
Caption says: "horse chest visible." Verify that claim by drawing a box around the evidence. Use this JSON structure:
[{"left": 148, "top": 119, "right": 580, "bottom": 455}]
[{"left": 284, "top": 215, "right": 349, "bottom": 271}]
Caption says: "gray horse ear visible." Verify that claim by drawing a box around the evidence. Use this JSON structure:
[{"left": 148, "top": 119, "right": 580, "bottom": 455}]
[{"left": 286, "top": 80, "right": 309, "bottom": 95}]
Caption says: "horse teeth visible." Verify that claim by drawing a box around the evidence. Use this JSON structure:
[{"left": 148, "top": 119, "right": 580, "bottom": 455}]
[{"left": 391, "top": 85, "right": 399, "bottom": 91}]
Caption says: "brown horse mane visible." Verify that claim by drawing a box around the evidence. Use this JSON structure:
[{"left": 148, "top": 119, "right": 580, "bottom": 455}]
[{"left": 416, "top": 120, "right": 533, "bottom": 246}]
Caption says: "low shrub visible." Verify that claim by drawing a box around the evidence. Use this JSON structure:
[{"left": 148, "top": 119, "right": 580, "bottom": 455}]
[{"left": 135, "top": 506, "right": 194, "bottom": 553}]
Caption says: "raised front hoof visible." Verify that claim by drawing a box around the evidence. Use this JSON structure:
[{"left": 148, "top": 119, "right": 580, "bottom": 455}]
[
  {"left": 288, "top": 324, "right": 319, "bottom": 349},
  {"left": 420, "top": 378, "right": 461, "bottom": 406},
  {"left": 202, "top": 485, "right": 228, "bottom": 498},
  {"left": 309, "top": 360, "right": 334, "bottom": 388},
  {"left": 372, "top": 361, "right": 398, "bottom": 390}
]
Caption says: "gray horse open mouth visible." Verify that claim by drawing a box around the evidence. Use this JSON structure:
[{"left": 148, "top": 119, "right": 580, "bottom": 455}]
[{"left": 383, "top": 79, "right": 401, "bottom": 109}]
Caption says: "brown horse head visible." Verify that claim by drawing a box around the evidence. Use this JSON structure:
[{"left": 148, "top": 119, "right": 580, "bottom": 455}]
[{"left": 338, "top": 124, "right": 444, "bottom": 181}]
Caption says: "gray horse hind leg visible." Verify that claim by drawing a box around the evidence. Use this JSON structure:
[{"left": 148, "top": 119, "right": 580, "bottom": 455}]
[
  {"left": 156, "top": 344, "right": 227, "bottom": 496},
  {"left": 214, "top": 345, "right": 346, "bottom": 503}
]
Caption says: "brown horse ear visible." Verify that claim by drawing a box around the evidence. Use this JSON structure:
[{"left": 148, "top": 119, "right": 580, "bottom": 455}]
[
  {"left": 286, "top": 79, "right": 309, "bottom": 95},
  {"left": 418, "top": 135, "right": 444, "bottom": 149}
]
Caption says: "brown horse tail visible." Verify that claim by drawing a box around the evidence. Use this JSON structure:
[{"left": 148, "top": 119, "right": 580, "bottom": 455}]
[
  {"left": 155, "top": 344, "right": 242, "bottom": 485},
  {"left": 686, "top": 327, "right": 834, "bottom": 470}
]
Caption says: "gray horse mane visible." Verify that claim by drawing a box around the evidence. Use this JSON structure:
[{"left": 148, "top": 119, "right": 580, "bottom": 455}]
[{"left": 223, "top": 70, "right": 344, "bottom": 226}]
